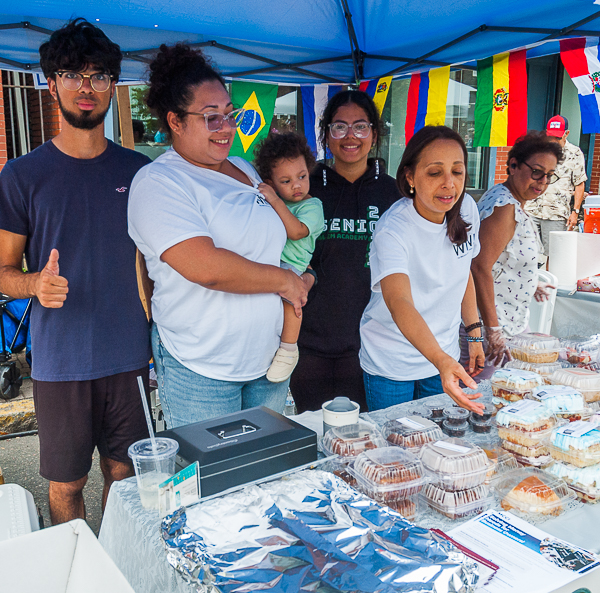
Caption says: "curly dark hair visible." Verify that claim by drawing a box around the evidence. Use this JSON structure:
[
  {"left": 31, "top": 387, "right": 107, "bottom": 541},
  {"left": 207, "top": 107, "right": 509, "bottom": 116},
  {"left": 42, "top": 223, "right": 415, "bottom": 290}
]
[
  {"left": 254, "top": 132, "right": 316, "bottom": 181},
  {"left": 146, "top": 43, "right": 225, "bottom": 142},
  {"left": 319, "top": 90, "right": 382, "bottom": 155},
  {"left": 39, "top": 18, "right": 122, "bottom": 82},
  {"left": 506, "top": 131, "right": 564, "bottom": 175},
  {"left": 396, "top": 125, "right": 471, "bottom": 245}
]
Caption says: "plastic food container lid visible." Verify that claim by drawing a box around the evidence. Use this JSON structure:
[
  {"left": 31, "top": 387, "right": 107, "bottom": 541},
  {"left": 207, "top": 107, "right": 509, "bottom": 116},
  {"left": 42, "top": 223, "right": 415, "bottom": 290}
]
[
  {"left": 495, "top": 399, "right": 557, "bottom": 432},
  {"left": 470, "top": 403, "right": 495, "bottom": 423},
  {"left": 410, "top": 405, "right": 434, "bottom": 420},
  {"left": 482, "top": 446, "right": 519, "bottom": 482},
  {"left": 382, "top": 416, "right": 444, "bottom": 450},
  {"left": 528, "top": 385, "right": 586, "bottom": 413},
  {"left": 548, "top": 421, "right": 600, "bottom": 465},
  {"left": 419, "top": 438, "right": 490, "bottom": 491},
  {"left": 548, "top": 368, "right": 600, "bottom": 390},
  {"left": 350, "top": 447, "right": 427, "bottom": 495},
  {"left": 560, "top": 336, "right": 600, "bottom": 359},
  {"left": 505, "top": 359, "right": 570, "bottom": 376},
  {"left": 491, "top": 369, "right": 544, "bottom": 391},
  {"left": 546, "top": 461, "right": 600, "bottom": 500},
  {"left": 495, "top": 467, "right": 576, "bottom": 516},
  {"left": 443, "top": 406, "right": 470, "bottom": 422},
  {"left": 442, "top": 419, "right": 469, "bottom": 431},
  {"left": 127, "top": 437, "right": 179, "bottom": 461},
  {"left": 509, "top": 332, "right": 561, "bottom": 353},
  {"left": 321, "top": 422, "right": 387, "bottom": 459},
  {"left": 421, "top": 483, "right": 493, "bottom": 518}
]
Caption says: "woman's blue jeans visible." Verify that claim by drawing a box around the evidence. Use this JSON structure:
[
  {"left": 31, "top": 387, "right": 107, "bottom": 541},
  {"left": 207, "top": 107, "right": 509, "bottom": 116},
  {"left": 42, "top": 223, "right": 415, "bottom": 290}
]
[{"left": 363, "top": 371, "right": 444, "bottom": 412}]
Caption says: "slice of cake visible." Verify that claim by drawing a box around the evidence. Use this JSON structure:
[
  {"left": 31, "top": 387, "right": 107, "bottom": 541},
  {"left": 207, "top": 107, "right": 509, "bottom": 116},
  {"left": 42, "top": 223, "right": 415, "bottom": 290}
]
[{"left": 501, "top": 475, "right": 562, "bottom": 516}]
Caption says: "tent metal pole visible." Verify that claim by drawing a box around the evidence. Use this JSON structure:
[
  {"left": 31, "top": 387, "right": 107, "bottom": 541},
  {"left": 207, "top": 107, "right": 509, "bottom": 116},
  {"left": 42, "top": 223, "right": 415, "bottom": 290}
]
[
  {"left": 0, "top": 21, "right": 52, "bottom": 34},
  {"left": 542, "top": 10, "right": 600, "bottom": 41},
  {"left": 338, "top": 0, "right": 362, "bottom": 83},
  {"left": 383, "top": 25, "right": 487, "bottom": 77},
  {"left": 231, "top": 55, "right": 351, "bottom": 78},
  {"left": 485, "top": 25, "right": 600, "bottom": 36}
]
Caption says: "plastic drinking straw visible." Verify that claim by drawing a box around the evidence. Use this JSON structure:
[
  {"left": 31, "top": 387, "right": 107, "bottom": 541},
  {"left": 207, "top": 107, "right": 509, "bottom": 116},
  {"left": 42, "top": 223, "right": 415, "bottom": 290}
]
[{"left": 137, "top": 375, "right": 157, "bottom": 454}]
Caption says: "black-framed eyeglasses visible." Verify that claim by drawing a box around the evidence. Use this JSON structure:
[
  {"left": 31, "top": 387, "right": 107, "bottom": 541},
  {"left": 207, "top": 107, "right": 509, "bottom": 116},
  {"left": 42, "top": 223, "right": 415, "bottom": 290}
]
[
  {"left": 183, "top": 108, "right": 245, "bottom": 132},
  {"left": 55, "top": 71, "right": 113, "bottom": 92},
  {"left": 328, "top": 121, "right": 373, "bottom": 139},
  {"left": 522, "top": 161, "right": 560, "bottom": 184}
]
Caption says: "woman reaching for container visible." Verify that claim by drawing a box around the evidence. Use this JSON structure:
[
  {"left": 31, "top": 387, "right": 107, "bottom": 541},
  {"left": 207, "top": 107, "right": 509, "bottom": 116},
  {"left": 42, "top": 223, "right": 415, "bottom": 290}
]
[
  {"left": 128, "top": 44, "right": 309, "bottom": 429},
  {"left": 471, "top": 133, "right": 562, "bottom": 372},
  {"left": 290, "top": 90, "right": 401, "bottom": 413},
  {"left": 359, "top": 126, "right": 485, "bottom": 413}
]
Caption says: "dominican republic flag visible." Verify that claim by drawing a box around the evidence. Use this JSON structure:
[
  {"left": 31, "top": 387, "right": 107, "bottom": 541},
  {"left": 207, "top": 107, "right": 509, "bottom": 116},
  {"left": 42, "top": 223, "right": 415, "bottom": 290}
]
[
  {"left": 560, "top": 38, "right": 600, "bottom": 133},
  {"left": 301, "top": 84, "right": 343, "bottom": 160}
]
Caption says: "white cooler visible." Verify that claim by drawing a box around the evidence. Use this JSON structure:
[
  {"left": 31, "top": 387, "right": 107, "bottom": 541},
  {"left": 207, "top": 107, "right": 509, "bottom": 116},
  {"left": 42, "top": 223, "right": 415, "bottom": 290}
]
[{"left": 0, "top": 483, "right": 39, "bottom": 541}]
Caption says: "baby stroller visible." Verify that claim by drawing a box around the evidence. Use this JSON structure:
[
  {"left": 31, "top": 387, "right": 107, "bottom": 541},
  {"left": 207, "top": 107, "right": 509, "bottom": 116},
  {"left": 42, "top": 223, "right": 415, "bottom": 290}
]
[{"left": 0, "top": 294, "right": 31, "bottom": 400}]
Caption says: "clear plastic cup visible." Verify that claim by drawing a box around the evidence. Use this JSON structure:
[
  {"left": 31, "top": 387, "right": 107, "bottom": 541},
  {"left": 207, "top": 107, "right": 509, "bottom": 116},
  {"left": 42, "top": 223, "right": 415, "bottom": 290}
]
[{"left": 128, "top": 437, "right": 179, "bottom": 510}]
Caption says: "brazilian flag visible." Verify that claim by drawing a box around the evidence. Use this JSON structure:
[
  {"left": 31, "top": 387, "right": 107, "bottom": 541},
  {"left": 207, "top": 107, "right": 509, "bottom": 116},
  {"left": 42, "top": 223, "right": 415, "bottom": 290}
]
[{"left": 230, "top": 81, "right": 278, "bottom": 158}]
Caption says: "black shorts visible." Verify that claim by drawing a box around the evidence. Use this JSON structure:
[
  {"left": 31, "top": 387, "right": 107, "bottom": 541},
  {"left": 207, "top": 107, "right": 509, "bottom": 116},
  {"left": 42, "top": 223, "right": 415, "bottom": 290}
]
[{"left": 33, "top": 367, "right": 149, "bottom": 483}]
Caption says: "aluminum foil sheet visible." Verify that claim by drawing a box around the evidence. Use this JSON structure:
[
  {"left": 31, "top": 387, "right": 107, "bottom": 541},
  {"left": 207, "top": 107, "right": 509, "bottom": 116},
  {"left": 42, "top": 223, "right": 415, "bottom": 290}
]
[{"left": 161, "top": 469, "right": 478, "bottom": 592}]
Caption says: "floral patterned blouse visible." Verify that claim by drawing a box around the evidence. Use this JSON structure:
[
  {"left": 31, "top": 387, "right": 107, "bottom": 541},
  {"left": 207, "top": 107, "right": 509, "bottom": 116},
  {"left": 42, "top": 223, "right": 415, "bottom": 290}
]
[{"left": 477, "top": 184, "right": 542, "bottom": 337}]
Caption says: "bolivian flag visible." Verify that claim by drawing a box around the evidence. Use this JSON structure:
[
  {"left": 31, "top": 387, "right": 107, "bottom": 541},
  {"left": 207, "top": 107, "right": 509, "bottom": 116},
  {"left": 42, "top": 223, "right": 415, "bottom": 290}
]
[
  {"left": 405, "top": 66, "right": 450, "bottom": 144},
  {"left": 230, "top": 81, "right": 278, "bottom": 157},
  {"left": 359, "top": 76, "right": 392, "bottom": 116},
  {"left": 474, "top": 50, "right": 527, "bottom": 147}
]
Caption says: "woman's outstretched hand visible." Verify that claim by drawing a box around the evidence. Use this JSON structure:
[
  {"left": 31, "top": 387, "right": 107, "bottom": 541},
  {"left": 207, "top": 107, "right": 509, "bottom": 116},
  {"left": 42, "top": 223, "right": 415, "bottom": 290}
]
[{"left": 437, "top": 354, "right": 485, "bottom": 414}]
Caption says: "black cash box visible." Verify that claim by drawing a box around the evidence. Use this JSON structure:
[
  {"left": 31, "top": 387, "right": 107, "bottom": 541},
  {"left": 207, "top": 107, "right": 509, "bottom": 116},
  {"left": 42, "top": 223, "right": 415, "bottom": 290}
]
[{"left": 161, "top": 406, "right": 318, "bottom": 497}]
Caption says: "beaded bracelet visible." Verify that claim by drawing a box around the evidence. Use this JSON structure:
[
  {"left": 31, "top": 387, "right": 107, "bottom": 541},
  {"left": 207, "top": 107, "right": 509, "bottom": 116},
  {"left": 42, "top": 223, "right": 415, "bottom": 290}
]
[
  {"left": 465, "top": 336, "right": 484, "bottom": 343},
  {"left": 464, "top": 321, "right": 483, "bottom": 333}
]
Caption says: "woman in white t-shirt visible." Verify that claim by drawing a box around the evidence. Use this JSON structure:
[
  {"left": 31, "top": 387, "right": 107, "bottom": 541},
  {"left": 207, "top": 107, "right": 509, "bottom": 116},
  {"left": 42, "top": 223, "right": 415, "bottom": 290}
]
[
  {"left": 128, "top": 44, "right": 309, "bottom": 429},
  {"left": 359, "top": 126, "right": 485, "bottom": 413}
]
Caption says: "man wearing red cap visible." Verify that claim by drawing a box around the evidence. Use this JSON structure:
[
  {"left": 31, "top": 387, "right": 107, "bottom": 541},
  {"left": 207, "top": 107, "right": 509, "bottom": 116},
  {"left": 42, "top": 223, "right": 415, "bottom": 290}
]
[{"left": 525, "top": 115, "right": 587, "bottom": 264}]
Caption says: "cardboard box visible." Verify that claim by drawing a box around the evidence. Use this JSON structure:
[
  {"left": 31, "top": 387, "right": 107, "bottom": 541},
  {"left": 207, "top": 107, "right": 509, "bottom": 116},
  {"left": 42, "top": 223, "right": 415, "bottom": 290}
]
[{"left": 0, "top": 518, "right": 135, "bottom": 593}]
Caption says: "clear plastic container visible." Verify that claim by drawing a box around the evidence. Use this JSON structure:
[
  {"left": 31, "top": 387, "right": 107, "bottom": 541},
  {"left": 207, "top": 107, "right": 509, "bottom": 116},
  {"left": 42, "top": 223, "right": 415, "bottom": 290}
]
[
  {"left": 504, "top": 359, "right": 569, "bottom": 383},
  {"left": 528, "top": 385, "right": 591, "bottom": 422},
  {"left": 495, "top": 400, "right": 558, "bottom": 447},
  {"left": 546, "top": 461, "right": 600, "bottom": 503},
  {"left": 470, "top": 403, "right": 495, "bottom": 423},
  {"left": 548, "top": 421, "right": 600, "bottom": 467},
  {"left": 548, "top": 368, "right": 600, "bottom": 403},
  {"left": 442, "top": 419, "right": 469, "bottom": 437},
  {"left": 560, "top": 336, "right": 600, "bottom": 365},
  {"left": 509, "top": 332, "right": 561, "bottom": 363},
  {"left": 321, "top": 422, "right": 387, "bottom": 460},
  {"left": 443, "top": 406, "right": 470, "bottom": 425},
  {"left": 419, "top": 438, "right": 490, "bottom": 491},
  {"left": 496, "top": 468, "right": 576, "bottom": 517},
  {"left": 327, "top": 459, "right": 358, "bottom": 488},
  {"left": 350, "top": 448, "right": 427, "bottom": 502},
  {"left": 500, "top": 440, "right": 553, "bottom": 468},
  {"left": 421, "top": 483, "right": 493, "bottom": 519},
  {"left": 424, "top": 401, "right": 446, "bottom": 419},
  {"left": 481, "top": 446, "right": 519, "bottom": 483},
  {"left": 470, "top": 417, "right": 493, "bottom": 434},
  {"left": 386, "top": 495, "right": 419, "bottom": 520},
  {"left": 382, "top": 416, "right": 444, "bottom": 450},
  {"left": 491, "top": 369, "right": 544, "bottom": 401}
]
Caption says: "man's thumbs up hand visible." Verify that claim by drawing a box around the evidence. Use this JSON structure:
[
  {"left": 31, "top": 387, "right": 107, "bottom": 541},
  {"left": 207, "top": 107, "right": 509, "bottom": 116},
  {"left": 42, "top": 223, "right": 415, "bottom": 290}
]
[{"left": 36, "top": 249, "right": 68, "bottom": 308}]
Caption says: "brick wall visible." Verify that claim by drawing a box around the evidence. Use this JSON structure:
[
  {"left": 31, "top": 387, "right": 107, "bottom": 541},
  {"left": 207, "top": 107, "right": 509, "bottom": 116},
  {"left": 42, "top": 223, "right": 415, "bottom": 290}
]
[
  {"left": 589, "top": 137, "right": 600, "bottom": 195},
  {"left": 494, "top": 146, "right": 511, "bottom": 185},
  {"left": 0, "top": 79, "right": 6, "bottom": 171},
  {"left": 28, "top": 88, "right": 61, "bottom": 149}
]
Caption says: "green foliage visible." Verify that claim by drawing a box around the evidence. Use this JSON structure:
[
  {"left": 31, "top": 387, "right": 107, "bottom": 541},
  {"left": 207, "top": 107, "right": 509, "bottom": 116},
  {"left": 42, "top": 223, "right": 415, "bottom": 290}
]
[{"left": 129, "top": 85, "right": 161, "bottom": 137}]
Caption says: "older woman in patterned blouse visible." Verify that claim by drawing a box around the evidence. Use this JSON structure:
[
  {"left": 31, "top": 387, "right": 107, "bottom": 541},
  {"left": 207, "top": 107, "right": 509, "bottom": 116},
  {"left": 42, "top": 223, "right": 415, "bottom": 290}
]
[{"left": 471, "top": 133, "right": 563, "bottom": 368}]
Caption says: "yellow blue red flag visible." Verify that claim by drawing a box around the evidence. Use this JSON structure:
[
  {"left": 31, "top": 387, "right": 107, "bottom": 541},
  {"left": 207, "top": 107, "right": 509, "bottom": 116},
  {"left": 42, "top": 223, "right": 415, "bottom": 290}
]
[{"left": 230, "top": 81, "right": 278, "bottom": 157}]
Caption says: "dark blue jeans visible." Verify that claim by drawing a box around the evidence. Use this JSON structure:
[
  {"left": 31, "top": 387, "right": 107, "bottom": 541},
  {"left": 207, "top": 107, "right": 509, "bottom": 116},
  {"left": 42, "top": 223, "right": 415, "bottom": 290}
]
[{"left": 363, "top": 372, "right": 444, "bottom": 412}]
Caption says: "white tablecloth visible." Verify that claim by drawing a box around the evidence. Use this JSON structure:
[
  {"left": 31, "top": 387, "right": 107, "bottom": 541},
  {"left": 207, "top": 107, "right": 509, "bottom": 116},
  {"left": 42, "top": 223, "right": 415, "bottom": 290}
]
[
  {"left": 98, "top": 382, "right": 600, "bottom": 593},
  {"left": 551, "top": 289, "right": 600, "bottom": 337}
]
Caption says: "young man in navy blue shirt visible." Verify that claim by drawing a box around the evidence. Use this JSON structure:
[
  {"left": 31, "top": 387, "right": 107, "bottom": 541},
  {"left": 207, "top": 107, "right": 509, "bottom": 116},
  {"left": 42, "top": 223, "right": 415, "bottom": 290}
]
[{"left": 0, "top": 19, "right": 151, "bottom": 524}]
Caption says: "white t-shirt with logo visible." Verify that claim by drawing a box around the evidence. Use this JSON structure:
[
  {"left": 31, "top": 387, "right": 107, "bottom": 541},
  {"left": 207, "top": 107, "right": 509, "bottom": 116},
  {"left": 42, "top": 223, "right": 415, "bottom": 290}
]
[
  {"left": 359, "top": 195, "right": 480, "bottom": 381},
  {"left": 128, "top": 149, "right": 286, "bottom": 381}
]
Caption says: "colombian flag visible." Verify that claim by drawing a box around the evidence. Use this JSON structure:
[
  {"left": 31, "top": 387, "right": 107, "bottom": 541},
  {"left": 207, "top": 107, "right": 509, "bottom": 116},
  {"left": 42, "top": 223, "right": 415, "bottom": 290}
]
[
  {"left": 359, "top": 76, "right": 392, "bottom": 116},
  {"left": 405, "top": 66, "right": 450, "bottom": 144},
  {"left": 473, "top": 50, "right": 527, "bottom": 147},
  {"left": 230, "top": 81, "right": 278, "bottom": 157}
]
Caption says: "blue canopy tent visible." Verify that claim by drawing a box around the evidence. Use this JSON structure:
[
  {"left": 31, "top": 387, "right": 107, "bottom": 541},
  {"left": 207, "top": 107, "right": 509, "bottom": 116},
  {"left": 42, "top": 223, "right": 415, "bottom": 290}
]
[{"left": 0, "top": 1, "right": 599, "bottom": 83}]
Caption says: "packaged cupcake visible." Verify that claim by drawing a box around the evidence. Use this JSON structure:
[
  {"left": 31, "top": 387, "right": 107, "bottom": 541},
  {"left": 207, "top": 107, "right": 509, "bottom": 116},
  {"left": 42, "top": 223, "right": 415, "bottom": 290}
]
[
  {"left": 350, "top": 447, "right": 427, "bottom": 502},
  {"left": 382, "top": 416, "right": 443, "bottom": 451},
  {"left": 421, "top": 483, "right": 493, "bottom": 520},
  {"left": 491, "top": 369, "right": 544, "bottom": 402},
  {"left": 548, "top": 368, "right": 600, "bottom": 403},
  {"left": 528, "top": 385, "right": 591, "bottom": 422},
  {"left": 469, "top": 403, "right": 495, "bottom": 423},
  {"left": 560, "top": 336, "right": 600, "bottom": 365},
  {"left": 504, "top": 359, "right": 568, "bottom": 383},
  {"left": 496, "top": 468, "right": 576, "bottom": 518},
  {"left": 442, "top": 419, "right": 469, "bottom": 437},
  {"left": 470, "top": 417, "right": 493, "bottom": 434},
  {"left": 548, "top": 421, "right": 600, "bottom": 468},
  {"left": 419, "top": 438, "right": 490, "bottom": 491},
  {"left": 424, "top": 401, "right": 445, "bottom": 419},
  {"left": 547, "top": 461, "right": 600, "bottom": 503},
  {"left": 495, "top": 399, "right": 557, "bottom": 447},
  {"left": 443, "top": 406, "right": 470, "bottom": 425},
  {"left": 322, "top": 422, "right": 387, "bottom": 460},
  {"left": 509, "top": 332, "right": 561, "bottom": 363}
]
